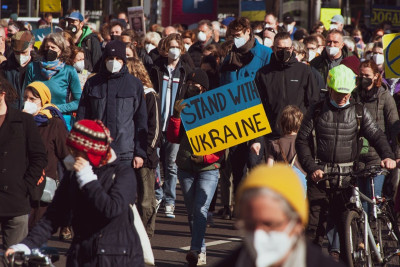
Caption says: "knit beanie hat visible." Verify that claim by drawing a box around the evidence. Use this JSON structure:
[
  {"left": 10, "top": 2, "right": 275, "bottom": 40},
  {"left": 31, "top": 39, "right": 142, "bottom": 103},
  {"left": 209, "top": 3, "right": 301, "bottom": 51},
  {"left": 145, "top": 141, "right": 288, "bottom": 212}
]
[
  {"left": 340, "top": 55, "right": 360, "bottom": 76},
  {"left": 67, "top": 120, "right": 113, "bottom": 167},
  {"left": 104, "top": 40, "right": 127, "bottom": 63},
  {"left": 237, "top": 164, "right": 308, "bottom": 226},
  {"left": 27, "top": 81, "right": 51, "bottom": 106},
  {"left": 187, "top": 69, "right": 209, "bottom": 91}
]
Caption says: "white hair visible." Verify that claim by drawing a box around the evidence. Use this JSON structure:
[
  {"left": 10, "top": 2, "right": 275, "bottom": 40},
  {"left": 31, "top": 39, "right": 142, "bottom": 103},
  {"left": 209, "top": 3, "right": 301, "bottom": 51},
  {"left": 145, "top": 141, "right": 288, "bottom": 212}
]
[{"left": 145, "top": 31, "right": 161, "bottom": 47}]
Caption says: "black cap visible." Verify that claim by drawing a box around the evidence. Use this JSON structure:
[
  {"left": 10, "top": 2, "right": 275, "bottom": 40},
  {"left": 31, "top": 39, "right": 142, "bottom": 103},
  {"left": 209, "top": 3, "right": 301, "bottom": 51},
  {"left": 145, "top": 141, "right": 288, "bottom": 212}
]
[
  {"left": 104, "top": 40, "right": 127, "bottom": 63},
  {"left": 294, "top": 30, "right": 307, "bottom": 41},
  {"left": 283, "top": 15, "right": 294, "bottom": 24},
  {"left": 187, "top": 69, "right": 209, "bottom": 91}
]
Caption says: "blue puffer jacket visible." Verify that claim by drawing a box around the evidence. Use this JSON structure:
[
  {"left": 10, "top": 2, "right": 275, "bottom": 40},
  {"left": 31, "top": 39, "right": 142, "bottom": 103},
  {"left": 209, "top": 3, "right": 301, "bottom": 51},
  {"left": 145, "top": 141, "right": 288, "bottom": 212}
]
[
  {"left": 220, "top": 39, "right": 272, "bottom": 85},
  {"left": 77, "top": 64, "right": 148, "bottom": 160}
]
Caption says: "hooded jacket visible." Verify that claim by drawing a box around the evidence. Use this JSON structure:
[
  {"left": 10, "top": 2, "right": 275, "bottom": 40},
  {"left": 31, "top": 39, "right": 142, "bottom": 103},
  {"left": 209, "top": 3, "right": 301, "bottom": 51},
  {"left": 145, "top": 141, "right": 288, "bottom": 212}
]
[
  {"left": 188, "top": 38, "right": 217, "bottom": 68},
  {"left": 354, "top": 83, "right": 400, "bottom": 165},
  {"left": 255, "top": 53, "right": 320, "bottom": 138},
  {"left": 77, "top": 26, "right": 102, "bottom": 73},
  {"left": 295, "top": 99, "right": 395, "bottom": 175},
  {"left": 77, "top": 63, "right": 148, "bottom": 160}
]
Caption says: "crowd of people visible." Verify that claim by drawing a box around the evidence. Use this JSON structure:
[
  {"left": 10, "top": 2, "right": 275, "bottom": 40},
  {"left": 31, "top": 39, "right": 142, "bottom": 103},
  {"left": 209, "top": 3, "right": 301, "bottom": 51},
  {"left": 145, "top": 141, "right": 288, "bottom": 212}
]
[{"left": 0, "top": 8, "right": 399, "bottom": 267}]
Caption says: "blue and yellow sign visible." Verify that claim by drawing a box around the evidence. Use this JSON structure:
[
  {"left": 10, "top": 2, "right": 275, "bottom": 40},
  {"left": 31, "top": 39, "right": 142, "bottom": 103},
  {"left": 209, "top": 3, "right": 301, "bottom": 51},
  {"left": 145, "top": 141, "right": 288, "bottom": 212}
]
[
  {"left": 181, "top": 78, "right": 271, "bottom": 156},
  {"left": 383, "top": 33, "right": 400, "bottom": 78},
  {"left": 371, "top": 5, "right": 400, "bottom": 28},
  {"left": 240, "top": 0, "right": 266, "bottom": 22}
]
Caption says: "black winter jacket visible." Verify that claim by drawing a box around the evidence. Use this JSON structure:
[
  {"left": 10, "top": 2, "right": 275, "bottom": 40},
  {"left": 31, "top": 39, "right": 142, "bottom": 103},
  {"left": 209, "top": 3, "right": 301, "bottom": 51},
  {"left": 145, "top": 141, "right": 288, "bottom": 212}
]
[
  {"left": 255, "top": 53, "right": 320, "bottom": 138},
  {"left": 296, "top": 99, "right": 395, "bottom": 175},
  {"left": 80, "top": 31, "right": 102, "bottom": 73},
  {"left": 0, "top": 107, "right": 47, "bottom": 216},
  {"left": 188, "top": 39, "right": 217, "bottom": 68},
  {"left": 77, "top": 64, "right": 148, "bottom": 160},
  {"left": 0, "top": 52, "right": 40, "bottom": 110},
  {"left": 144, "top": 88, "right": 161, "bottom": 168},
  {"left": 21, "top": 161, "right": 144, "bottom": 267},
  {"left": 136, "top": 47, "right": 154, "bottom": 74}
]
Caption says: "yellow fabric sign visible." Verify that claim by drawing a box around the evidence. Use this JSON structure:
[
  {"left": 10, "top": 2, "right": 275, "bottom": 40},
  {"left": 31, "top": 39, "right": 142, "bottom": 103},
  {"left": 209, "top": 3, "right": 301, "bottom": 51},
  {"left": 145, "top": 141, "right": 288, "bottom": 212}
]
[
  {"left": 383, "top": 33, "right": 400, "bottom": 78},
  {"left": 241, "top": 11, "right": 266, "bottom": 22},
  {"left": 40, "top": 0, "right": 62, "bottom": 13},
  {"left": 320, "top": 8, "right": 341, "bottom": 30},
  {"left": 181, "top": 78, "right": 271, "bottom": 156}
]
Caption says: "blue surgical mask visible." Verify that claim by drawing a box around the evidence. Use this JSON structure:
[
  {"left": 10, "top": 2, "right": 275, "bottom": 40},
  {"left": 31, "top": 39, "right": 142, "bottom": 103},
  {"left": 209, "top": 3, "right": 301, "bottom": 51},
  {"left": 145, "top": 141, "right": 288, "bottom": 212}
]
[{"left": 330, "top": 98, "right": 350, "bottom": 108}]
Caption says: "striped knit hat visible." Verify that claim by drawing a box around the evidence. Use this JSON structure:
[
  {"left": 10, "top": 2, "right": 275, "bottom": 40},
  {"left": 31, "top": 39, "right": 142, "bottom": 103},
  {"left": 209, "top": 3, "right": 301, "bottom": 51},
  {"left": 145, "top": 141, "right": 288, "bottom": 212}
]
[{"left": 67, "top": 120, "right": 113, "bottom": 167}]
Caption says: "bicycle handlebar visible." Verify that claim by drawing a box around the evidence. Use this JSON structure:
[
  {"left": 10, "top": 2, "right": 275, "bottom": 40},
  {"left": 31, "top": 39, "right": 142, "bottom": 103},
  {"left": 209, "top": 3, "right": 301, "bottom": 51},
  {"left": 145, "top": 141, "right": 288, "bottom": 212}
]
[{"left": 320, "top": 165, "right": 389, "bottom": 180}]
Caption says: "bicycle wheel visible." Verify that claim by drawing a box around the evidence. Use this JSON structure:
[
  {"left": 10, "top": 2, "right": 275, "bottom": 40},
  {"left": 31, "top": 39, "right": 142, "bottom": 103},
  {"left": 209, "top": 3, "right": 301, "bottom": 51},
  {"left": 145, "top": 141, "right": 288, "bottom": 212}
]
[
  {"left": 342, "top": 210, "right": 372, "bottom": 267},
  {"left": 377, "top": 212, "right": 400, "bottom": 266}
]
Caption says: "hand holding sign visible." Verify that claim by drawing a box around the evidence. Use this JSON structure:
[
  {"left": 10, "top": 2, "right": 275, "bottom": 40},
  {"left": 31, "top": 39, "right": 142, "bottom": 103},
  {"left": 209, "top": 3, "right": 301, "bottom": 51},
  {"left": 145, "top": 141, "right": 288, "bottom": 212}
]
[{"left": 173, "top": 99, "right": 188, "bottom": 118}]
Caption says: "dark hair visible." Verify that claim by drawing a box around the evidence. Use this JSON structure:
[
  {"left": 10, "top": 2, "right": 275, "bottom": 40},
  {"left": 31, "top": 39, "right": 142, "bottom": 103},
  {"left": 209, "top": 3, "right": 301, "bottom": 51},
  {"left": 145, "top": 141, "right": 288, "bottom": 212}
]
[
  {"left": 228, "top": 17, "right": 251, "bottom": 36},
  {"left": 373, "top": 42, "right": 383, "bottom": 49},
  {"left": 182, "top": 30, "right": 196, "bottom": 43},
  {"left": 201, "top": 55, "right": 218, "bottom": 72},
  {"left": 311, "top": 21, "right": 325, "bottom": 34},
  {"left": 25, "top": 86, "right": 40, "bottom": 99},
  {"left": 327, "top": 29, "right": 344, "bottom": 38},
  {"left": 280, "top": 105, "right": 303, "bottom": 135},
  {"left": 359, "top": 60, "right": 382, "bottom": 88},
  {"left": 273, "top": 32, "right": 291, "bottom": 46},
  {"left": 203, "top": 43, "right": 222, "bottom": 58},
  {"left": 164, "top": 33, "right": 185, "bottom": 54},
  {"left": 303, "top": 36, "right": 319, "bottom": 47},
  {"left": 109, "top": 21, "right": 125, "bottom": 32},
  {"left": 121, "top": 29, "right": 136, "bottom": 43},
  {"left": 0, "top": 76, "right": 18, "bottom": 103},
  {"left": 198, "top": 20, "right": 212, "bottom": 31}
]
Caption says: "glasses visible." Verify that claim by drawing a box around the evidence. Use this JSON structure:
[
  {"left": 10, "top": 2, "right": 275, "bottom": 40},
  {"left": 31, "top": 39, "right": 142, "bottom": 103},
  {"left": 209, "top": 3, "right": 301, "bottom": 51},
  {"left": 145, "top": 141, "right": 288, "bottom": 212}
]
[{"left": 264, "top": 27, "right": 276, "bottom": 34}]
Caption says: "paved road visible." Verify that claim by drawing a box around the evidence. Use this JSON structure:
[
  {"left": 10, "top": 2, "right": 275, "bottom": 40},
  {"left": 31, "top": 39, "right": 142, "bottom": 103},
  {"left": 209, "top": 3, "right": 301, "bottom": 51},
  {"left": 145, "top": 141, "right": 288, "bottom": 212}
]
[{"left": 0, "top": 185, "right": 241, "bottom": 267}]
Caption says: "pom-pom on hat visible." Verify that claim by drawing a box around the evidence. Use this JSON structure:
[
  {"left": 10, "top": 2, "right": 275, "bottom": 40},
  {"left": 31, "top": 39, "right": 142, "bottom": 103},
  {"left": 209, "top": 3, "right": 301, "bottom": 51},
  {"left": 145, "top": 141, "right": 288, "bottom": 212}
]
[{"left": 67, "top": 120, "right": 113, "bottom": 167}]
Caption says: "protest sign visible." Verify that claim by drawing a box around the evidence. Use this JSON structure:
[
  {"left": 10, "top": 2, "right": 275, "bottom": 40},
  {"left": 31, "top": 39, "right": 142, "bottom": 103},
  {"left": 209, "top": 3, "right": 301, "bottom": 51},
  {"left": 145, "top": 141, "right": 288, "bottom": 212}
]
[
  {"left": 383, "top": 33, "right": 400, "bottom": 78},
  {"left": 128, "top": 6, "right": 146, "bottom": 34},
  {"left": 320, "top": 8, "right": 341, "bottom": 31},
  {"left": 180, "top": 78, "right": 271, "bottom": 156},
  {"left": 371, "top": 5, "right": 400, "bottom": 29},
  {"left": 240, "top": 0, "right": 266, "bottom": 21},
  {"left": 32, "top": 26, "right": 62, "bottom": 49}
]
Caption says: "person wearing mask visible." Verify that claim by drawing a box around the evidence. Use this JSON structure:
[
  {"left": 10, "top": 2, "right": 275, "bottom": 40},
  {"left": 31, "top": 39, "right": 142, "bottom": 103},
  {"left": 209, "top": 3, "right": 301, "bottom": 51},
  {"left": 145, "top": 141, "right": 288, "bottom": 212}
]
[
  {"left": 0, "top": 31, "right": 38, "bottom": 110},
  {"left": 162, "top": 26, "right": 178, "bottom": 38},
  {"left": 149, "top": 33, "right": 193, "bottom": 219},
  {"left": 144, "top": 32, "right": 161, "bottom": 54},
  {"left": 352, "top": 28, "right": 366, "bottom": 58},
  {"left": 7, "top": 21, "right": 22, "bottom": 39},
  {"left": 293, "top": 40, "right": 307, "bottom": 63},
  {"left": 310, "top": 29, "right": 350, "bottom": 88},
  {"left": 371, "top": 42, "right": 384, "bottom": 73},
  {"left": 188, "top": 20, "right": 217, "bottom": 67},
  {"left": 0, "top": 76, "right": 47, "bottom": 249},
  {"left": 263, "top": 26, "right": 276, "bottom": 48},
  {"left": 215, "top": 164, "right": 344, "bottom": 267},
  {"left": 109, "top": 20, "right": 125, "bottom": 40},
  {"left": 283, "top": 16, "right": 297, "bottom": 40},
  {"left": 126, "top": 55, "right": 161, "bottom": 238},
  {"left": 354, "top": 60, "right": 400, "bottom": 212},
  {"left": 65, "top": 12, "right": 102, "bottom": 72},
  {"left": 24, "top": 32, "right": 82, "bottom": 130},
  {"left": 182, "top": 30, "right": 196, "bottom": 52},
  {"left": 22, "top": 81, "right": 69, "bottom": 229},
  {"left": 329, "top": 15, "right": 349, "bottom": 36},
  {"left": 219, "top": 17, "right": 273, "bottom": 219},
  {"left": 77, "top": 40, "right": 148, "bottom": 171},
  {"left": 303, "top": 36, "right": 320, "bottom": 62},
  {"left": 167, "top": 69, "right": 222, "bottom": 266},
  {"left": 0, "top": 26, "right": 12, "bottom": 61},
  {"left": 6, "top": 119, "right": 145, "bottom": 267},
  {"left": 72, "top": 47, "right": 91, "bottom": 88},
  {"left": 295, "top": 65, "right": 396, "bottom": 261},
  {"left": 264, "top": 13, "right": 279, "bottom": 33}
]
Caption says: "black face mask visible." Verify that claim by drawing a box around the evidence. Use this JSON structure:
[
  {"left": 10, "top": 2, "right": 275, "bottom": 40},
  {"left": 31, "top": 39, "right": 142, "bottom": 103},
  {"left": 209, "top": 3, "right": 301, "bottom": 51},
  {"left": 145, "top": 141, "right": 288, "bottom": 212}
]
[
  {"left": 275, "top": 50, "right": 291, "bottom": 62},
  {"left": 66, "top": 24, "right": 78, "bottom": 35},
  {"left": 7, "top": 32, "right": 13, "bottom": 38},
  {"left": 358, "top": 77, "right": 373, "bottom": 89},
  {"left": 44, "top": 49, "right": 58, "bottom": 61},
  {"left": 186, "top": 85, "right": 201, "bottom": 99}
]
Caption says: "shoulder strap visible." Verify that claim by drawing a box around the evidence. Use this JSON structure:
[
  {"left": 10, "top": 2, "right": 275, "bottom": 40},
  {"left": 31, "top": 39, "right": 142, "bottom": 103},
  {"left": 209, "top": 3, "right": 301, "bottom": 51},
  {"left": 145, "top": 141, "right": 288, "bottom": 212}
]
[
  {"left": 290, "top": 154, "right": 297, "bottom": 167},
  {"left": 355, "top": 102, "right": 363, "bottom": 135},
  {"left": 312, "top": 100, "right": 325, "bottom": 162},
  {"left": 277, "top": 140, "right": 289, "bottom": 164}
]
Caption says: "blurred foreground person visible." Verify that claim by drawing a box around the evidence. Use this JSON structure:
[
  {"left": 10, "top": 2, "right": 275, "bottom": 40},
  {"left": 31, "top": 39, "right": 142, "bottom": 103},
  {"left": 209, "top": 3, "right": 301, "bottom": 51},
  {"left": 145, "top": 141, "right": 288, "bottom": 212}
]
[
  {"left": 6, "top": 119, "right": 144, "bottom": 267},
  {"left": 215, "top": 164, "right": 344, "bottom": 267}
]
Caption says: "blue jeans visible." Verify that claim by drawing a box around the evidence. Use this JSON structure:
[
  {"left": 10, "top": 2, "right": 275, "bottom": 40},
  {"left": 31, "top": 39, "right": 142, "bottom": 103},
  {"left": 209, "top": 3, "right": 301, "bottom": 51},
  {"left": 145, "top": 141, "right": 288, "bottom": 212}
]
[
  {"left": 178, "top": 168, "right": 219, "bottom": 253},
  {"left": 155, "top": 133, "right": 180, "bottom": 205},
  {"left": 358, "top": 175, "right": 385, "bottom": 214}
]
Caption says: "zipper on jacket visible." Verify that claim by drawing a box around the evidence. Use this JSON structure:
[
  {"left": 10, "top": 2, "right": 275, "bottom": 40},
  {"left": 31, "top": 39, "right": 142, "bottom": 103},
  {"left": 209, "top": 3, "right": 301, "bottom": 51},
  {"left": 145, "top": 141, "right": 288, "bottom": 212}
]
[{"left": 331, "top": 108, "right": 341, "bottom": 165}]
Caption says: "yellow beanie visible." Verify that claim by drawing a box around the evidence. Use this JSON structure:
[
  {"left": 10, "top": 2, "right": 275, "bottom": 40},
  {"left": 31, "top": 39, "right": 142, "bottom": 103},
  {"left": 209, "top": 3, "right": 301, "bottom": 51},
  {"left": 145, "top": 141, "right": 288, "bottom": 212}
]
[
  {"left": 26, "top": 82, "right": 51, "bottom": 106},
  {"left": 237, "top": 164, "right": 308, "bottom": 226}
]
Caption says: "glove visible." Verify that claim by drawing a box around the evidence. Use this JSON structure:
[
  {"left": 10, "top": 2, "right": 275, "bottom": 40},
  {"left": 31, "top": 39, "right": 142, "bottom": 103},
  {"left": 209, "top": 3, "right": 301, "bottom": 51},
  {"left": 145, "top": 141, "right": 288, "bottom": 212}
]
[
  {"left": 190, "top": 155, "right": 204, "bottom": 164},
  {"left": 173, "top": 99, "right": 187, "bottom": 118},
  {"left": 76, "top": 163, "right": 98, "bottom": 189},
  {"left": 9, "top": 243, "right": 31, "bottom": 255}
]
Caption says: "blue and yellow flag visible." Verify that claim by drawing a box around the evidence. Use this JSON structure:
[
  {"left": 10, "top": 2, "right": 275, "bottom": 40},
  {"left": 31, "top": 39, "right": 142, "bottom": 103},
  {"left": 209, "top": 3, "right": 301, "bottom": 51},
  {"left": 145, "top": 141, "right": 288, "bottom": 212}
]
[{"left": 181, "top": 78, "right": 271, "bottom": 156}]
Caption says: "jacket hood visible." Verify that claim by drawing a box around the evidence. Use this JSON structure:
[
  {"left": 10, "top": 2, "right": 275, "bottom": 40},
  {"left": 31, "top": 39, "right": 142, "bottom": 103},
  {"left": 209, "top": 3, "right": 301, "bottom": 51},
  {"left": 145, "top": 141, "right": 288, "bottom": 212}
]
[
  {"left": 356, "top": 82, "right": 389, "bottom": 102},
  {"left": 78, "top": 26, "right": 93, "bottom": 47}
]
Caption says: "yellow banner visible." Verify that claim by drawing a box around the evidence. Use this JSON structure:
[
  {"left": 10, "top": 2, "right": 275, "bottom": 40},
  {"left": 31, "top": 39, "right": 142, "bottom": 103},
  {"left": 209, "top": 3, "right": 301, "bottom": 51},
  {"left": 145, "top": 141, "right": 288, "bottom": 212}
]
[
  {"left": 186, "top": 104, "right": 271, "bottom": 156},
  {"left": 320, "top": 8, "right": 341, "bottom": 31},
  {"left": 241, "top": 11, "right": 266, "bottom": 22},
  {"left": 383, "top": 33, "right": 400, "bottom": 78},
  {"left": 40, "top": 0, "right": 62, "bottom": 13}
]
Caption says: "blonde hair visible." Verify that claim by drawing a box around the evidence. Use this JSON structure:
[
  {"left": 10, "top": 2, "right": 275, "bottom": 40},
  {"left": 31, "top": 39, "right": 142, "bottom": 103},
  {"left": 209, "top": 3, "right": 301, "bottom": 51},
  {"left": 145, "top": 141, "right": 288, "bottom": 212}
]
[
  {"left": 280, "top": 105, "right": 303, "bottom": 135},
  {"left": 126, "top": 57, "right": 153, "bottom": 88}
]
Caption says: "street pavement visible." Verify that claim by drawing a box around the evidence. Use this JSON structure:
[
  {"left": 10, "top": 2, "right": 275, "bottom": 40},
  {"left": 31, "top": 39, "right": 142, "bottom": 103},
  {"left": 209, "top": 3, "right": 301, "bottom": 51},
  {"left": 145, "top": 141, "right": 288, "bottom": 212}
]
[{"left": 0, "top": 185, "right": 241, "bottom": 267}]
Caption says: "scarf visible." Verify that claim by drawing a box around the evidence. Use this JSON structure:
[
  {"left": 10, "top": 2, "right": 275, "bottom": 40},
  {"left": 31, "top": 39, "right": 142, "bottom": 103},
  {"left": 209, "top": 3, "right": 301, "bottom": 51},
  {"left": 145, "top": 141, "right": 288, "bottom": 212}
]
[
  {"left": 40, "top": 60, "right": 65, "bottom": 80},
  {"left": 34, "top": 105, "right": 67, "bottom": 128},
  {"left": 228, "top": 34, "right": 255, "bottom": 69},
  {"left": 360, "top": 86, "right": 379, "bottom": 101}
]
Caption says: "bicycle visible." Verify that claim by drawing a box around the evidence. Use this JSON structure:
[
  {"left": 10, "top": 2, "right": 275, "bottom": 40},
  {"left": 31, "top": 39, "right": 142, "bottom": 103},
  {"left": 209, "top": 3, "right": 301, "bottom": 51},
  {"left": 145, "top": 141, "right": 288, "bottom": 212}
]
[
  {"left": 1, "top": 247, "right": 59, "bottom": 267},
  {"left": 320, "top": 166, "right": 400, "bottom": 267}
]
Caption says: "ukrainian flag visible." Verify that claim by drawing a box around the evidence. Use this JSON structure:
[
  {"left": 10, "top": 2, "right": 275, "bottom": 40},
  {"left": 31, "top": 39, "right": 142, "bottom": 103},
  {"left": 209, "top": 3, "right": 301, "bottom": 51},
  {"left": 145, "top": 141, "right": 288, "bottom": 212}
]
[{"left": 241, "top": 0, "right": 266, "bottom": 22}]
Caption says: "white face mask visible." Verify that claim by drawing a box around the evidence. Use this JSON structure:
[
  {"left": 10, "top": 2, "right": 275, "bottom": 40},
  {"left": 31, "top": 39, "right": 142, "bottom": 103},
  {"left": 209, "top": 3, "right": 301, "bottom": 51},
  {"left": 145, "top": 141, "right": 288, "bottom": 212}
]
[
  {"left": 263, "top": 37, "right": 273, "bottom": 47},
  {"left": 197, "top": 31, "right": 207, "bottom": 42},
  {"left": 234, "top": 36, "right": 247, "bottom": 49},
  {"left": 106, "top": 59, "right": 123, "bottom": 73},
  {"left": 308, "top": 50, "right": 317, "bottom": 61},
  {"left": 145, "top": 43, "right": 156, "bottom": 54},
  {"left": 325, "top": 46, "right": 340, "bottom": 57},
  {"left": 254, "top": 29, "right": 262, "bottom": 34},
  {"left": 73, "top": 60, "right": 85, "bottom": 73},
  {"left": 264, "top": 23, "right": 274, "bottom": 29},
  {"left": 23, "top": 101, "right": 39, "bottom": 114},
  {"left": 286, "top": 24, "right": 294, "bottom": 32},
  {"left": 330, "top": 24, "right": 339, "bottom": 30},
  {"left": 219, "top": 28, "right": 227, "bottom": 37},
  {"left": 63, "top": 154, "right": 76, "bottom": 171},
  {"left": 373, "top": 53, "right": 384, "bottom": 65},
  {"left": 244, "top": 221, "right": 296, "bottom": 267},
  {"left": 184, "top": 43, "right": 191, "bottom": 52},
  {"left": 168, "top": 47, "right": 181, "bottom": 60},
  {"left": 15, "top": 54, "right": 30, "bottom": 66}
]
